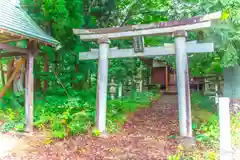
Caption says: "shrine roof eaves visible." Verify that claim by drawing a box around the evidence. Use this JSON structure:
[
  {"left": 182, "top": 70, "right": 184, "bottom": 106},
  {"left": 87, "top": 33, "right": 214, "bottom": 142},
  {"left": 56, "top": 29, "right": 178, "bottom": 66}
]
[{"left": 0, "top": 0, "right": 60, "bottom": 47}]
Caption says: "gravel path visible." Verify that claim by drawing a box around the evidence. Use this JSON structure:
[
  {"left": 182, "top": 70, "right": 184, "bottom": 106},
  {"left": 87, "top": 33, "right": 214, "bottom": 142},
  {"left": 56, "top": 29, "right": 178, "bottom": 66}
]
[
  {"left": 2, "top": 95, "right": 179, "bottom": 160},
  {"left": 0, "top": 133, "right": 18, "bottom": 157}
]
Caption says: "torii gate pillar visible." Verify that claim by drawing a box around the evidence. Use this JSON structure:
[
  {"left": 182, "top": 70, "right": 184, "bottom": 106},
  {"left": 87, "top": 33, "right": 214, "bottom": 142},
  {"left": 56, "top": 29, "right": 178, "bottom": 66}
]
[
  {"left": 174, "top": 30, "right": 192, "bottom": 137},
  {"left": 96, "top": 37, "right": 110, "bottom": 133}
]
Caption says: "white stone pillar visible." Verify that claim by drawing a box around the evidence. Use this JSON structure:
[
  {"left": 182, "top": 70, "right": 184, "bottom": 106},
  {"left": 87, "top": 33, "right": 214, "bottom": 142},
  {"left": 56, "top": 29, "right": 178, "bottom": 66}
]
[
  {"left": 219, "top": 97, "right": 233, "bottom": 160},
  {"left": 174, "top": 30, "right": 192, "bottom": 137},
  {"left": 96, "top": 37, "right": 110, "bottom": 133}
]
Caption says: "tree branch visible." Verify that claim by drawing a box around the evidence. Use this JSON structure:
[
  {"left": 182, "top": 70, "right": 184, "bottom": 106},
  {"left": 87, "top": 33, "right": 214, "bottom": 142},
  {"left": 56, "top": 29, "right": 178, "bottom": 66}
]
[{"left": 119, "top": 0, "right": 140, "bottom": 27}]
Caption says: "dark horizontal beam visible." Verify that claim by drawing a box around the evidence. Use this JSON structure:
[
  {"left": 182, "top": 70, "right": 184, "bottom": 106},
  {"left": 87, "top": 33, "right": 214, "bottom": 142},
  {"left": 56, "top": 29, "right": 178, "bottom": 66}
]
[
  {"left": 0, "top": 43, "right": 30, "bottom": 54},
  {"left": 0, "top": 52, "right": 27, "bottom": 58}
]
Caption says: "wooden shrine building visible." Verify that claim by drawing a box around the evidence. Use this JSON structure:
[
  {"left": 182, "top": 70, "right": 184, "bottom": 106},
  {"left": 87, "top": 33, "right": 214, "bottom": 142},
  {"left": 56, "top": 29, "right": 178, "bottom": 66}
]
[
  {"left": 141, "top": 58, "right": 205, "bottom": 93},
  {"left": 0, "top": 0, "right": 60, "bottom": 132}
]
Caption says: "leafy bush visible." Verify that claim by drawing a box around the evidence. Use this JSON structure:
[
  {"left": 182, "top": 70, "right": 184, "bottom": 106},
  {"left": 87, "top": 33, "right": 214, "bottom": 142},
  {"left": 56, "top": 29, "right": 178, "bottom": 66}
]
[
  {"left": 0, "top": 90, "right": 159, "bottom": 139},
  {"left": 191, "top": 92, "right": 215, "bottom": 113},
  {"left": 169, "top": 92, "right": 240, "bottom": 159}
]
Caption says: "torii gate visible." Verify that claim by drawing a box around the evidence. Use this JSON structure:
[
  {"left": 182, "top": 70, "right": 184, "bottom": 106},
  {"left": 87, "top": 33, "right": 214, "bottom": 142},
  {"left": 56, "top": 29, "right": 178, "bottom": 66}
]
[{"left": 73, "top": 12, "right": 222, "bottom": 137}]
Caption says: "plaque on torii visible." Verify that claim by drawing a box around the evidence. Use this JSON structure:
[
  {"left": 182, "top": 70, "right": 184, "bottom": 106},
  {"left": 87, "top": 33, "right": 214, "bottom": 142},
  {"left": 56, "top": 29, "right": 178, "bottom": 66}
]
[{"left": 73, "top": 12, "right": 222, "bottom": 138}]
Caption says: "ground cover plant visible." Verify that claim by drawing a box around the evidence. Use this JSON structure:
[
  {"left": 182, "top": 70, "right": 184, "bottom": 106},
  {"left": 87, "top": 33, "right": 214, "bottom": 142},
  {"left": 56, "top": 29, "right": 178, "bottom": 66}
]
[
  {"left": 0, "top": 89, "right": 159, "bottom": 139},
  {"left": 168, "top": 92, "right": 240, "bottom": 160}
]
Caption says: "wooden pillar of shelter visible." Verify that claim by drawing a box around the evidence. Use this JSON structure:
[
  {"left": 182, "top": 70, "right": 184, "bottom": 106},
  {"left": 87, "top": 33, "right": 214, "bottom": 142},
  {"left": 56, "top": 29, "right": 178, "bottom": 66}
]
[
  {"left": 96, "top": 37, "right": 110, "bottom": 133},
  {"left": 174, "top": 30, "right": 192, "bottom": 137},
  {"left": 25, "top": 41, "right": 38, "bottom": 133}
]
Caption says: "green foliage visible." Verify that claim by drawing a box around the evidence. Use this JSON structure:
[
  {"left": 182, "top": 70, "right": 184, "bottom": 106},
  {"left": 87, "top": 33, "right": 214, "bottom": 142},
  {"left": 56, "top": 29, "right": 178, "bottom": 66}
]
[
  {"left": 0, "top": 90, "right": 158, "bottom": 139},
  {"left": 169, "top": 93, "right": 240, "bottom": 159},
  {"left": 191, "top": 92, "right": 215, "bottom": 113},
  {"left": 191, "top": 93, "right": 219, "bottom": 147},
  {"left": 167, "top": 154, "right": 181, "bottom": 160},
  {"left": 91, "top": 127, "right": 101, "bottom": 137}
]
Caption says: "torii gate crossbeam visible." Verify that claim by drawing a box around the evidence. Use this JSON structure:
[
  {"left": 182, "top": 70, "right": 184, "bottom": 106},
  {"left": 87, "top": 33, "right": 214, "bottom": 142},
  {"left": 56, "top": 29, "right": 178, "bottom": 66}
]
[{"left": 79, "top": 42, "right": 214, "bottom": 60}]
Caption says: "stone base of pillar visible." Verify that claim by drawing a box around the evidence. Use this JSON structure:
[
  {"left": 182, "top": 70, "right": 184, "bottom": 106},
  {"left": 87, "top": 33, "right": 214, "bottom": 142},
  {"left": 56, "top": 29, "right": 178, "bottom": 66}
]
[{"left": 98, "top": 131, "right": 109, "bottom": 138}]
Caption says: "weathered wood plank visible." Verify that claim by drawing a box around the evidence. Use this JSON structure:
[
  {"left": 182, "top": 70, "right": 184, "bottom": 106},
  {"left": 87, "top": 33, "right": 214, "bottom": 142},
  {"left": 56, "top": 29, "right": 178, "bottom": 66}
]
[
  {"left": 79, "top": 43, "right": 214, "bottom": 60},
  {"left": 0, "top": 52, "right": 27, "bottom": 58},
  {"left": 73, "top": 11, "right": 221, "bottom": 35},
  {"left": 25, "top": 41, "right": 38, "bottom": 133},
  {"left": 77, "top": 21, "right": 212, "bottom": 41},
  {"left": 0, "top": 43, "right": 30, "bottom": 54}
]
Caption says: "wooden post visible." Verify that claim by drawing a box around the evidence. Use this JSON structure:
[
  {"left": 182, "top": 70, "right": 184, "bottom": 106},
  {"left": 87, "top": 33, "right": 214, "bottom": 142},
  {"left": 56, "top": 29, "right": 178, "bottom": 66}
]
[
  {"left": 197, "top": 82, "right": 200, "bottom": 93},
  {"left": 118, "top": 82, "right": 122, "bottom": 98},
  {"left": 174, "top": 30, "right": 192, "bottom": 137},
  {"left": 96, "top": 37, "right": 110, "bottom": 133},
  {"left": 165, "top": 66, "right": 168, "bottom": 92},
  {"left": 149, "top": 67, "right": 152, "bottom": 85},
  {"left": 219, "top": 97, "right": 233, "bottom": 160},
  {"left": 25, "top": 54, "right": 34, "bottom": 132},
  {"left": 139, "top": 62, "right": 143, "bottom": 92},
  {"left": 25, "top": 41, "right": 38, "bottom": 133}
]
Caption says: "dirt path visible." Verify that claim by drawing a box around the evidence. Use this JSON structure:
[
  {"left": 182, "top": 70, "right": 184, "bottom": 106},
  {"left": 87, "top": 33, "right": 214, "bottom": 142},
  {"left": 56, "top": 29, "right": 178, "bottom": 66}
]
[{"left": 3, "top": 95, "right": 179, "bottom": 160}]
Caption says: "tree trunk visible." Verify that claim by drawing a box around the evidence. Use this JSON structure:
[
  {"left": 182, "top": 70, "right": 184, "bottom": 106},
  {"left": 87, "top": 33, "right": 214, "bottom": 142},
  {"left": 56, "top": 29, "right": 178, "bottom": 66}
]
[
  {"left": 0, "top": 63, "right": 5, "bottom": 86},
  {"left": 73, "top": 62, "right": 80, "bottom": 89},
  {"left": 53, "top": 52, "right": 60, "bottom": 88},
  {"left": 13, "top": 63, "right": 24, "bottom": 95},
  {"left": 0, "top": 59, "right": 25, "bottom": 98},
  {"left": 88, "top": 69, "right": 92, "bottom": 88},
  {"left": 6, "top": 59, "right": 14, "bottom": 92},
  {"left": 43, "top": 54, "right": 49, "bottom": 94}
]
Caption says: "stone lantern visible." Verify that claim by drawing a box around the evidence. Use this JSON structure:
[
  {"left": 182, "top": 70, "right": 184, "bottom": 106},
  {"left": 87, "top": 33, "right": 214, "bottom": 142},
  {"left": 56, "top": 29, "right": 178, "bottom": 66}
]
[
  {"left": 134, "top": 65, "right": 143, "bottom": 92},
  {"left": 109, "top": 78, "right": 117, "bottom": 100}
]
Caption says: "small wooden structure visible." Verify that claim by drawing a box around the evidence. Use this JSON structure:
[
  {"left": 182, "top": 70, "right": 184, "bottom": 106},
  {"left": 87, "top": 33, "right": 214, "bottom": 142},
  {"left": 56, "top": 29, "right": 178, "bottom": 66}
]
[
  {"left": 0, "top": 0, "right": 60, "bottom": 132},
  {"left": 141, "top": 58, "right": 206, "bottom": 93},
  {"left": 140, "top": 58, "right": 177, "bottom": 93},
  {"left": 73, "top": 11, "right": 222, "bottom": 138}
]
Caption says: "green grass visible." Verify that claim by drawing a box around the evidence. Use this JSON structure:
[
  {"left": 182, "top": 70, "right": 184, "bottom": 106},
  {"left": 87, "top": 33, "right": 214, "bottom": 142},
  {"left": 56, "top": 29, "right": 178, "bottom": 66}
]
[{"left": 0, "top": 89, "right": 160, "bottom": 139}]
